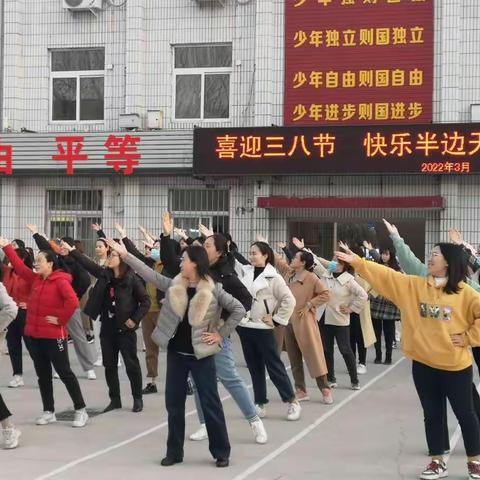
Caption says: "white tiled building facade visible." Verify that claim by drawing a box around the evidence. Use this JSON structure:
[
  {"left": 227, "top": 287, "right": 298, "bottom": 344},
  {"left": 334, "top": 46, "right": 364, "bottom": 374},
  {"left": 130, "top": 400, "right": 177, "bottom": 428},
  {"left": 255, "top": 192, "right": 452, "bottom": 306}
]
[{"left": 0, "top": 0, "right": 479, "bottom": 258}]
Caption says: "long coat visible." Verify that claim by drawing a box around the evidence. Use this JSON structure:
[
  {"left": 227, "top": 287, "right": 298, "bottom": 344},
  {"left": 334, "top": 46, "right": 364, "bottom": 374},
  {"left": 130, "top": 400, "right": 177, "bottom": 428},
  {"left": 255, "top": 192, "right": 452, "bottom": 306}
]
[{"left": 276, "top": 255, "right": 330, "bottom": 378}]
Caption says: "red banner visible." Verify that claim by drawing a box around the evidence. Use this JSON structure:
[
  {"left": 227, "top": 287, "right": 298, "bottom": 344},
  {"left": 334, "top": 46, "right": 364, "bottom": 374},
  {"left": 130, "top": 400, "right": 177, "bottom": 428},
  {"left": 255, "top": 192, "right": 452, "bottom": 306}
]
[{"left": 284, "top": 0, "right": 434, "bottom": 125}]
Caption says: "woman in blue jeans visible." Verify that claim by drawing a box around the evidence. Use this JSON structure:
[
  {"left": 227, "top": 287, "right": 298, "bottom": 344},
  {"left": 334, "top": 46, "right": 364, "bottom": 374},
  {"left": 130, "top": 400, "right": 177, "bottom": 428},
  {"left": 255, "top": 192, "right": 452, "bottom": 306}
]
[{"left": 189, "top": 234, "right": 267, "bottom": 444}]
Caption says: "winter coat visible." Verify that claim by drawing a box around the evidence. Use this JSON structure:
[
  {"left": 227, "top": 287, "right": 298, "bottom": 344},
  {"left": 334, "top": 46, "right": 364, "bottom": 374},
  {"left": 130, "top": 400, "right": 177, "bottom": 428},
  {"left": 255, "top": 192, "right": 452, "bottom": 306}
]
[
  {"left": 123, "top": 253, "right": 246, "bottom": 359},
  {"left": 209, "top": 255, "right": 253, "bottom": 315},
  {"left": 3, "top": 245, "right": 78, "bottom": 339},
  {"left": 237, "top": 263, "right": 296, "bottom": 330},
  {"left": 275, "top": 255, "right": 330, "bottom": 378},
  {"left": 313, "top": 262, "right": 368, "bottom": 327},
  {"left": 0, "top": 283, "right": 18, "bottom": 332},
  {"left": 3, "top": 264, "right": 32, "bottom": 305},
  {"left": 69, "top": 250, "right": 150, "bottom": 331},
  {"left": 33, "top": 233, "right": 91, "bottom": 299}
]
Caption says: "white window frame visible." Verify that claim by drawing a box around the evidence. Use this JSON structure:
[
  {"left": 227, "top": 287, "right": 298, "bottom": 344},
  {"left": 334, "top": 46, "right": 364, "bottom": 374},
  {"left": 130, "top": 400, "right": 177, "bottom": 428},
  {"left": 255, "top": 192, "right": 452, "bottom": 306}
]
[
  {"left": 173, "top": 46, "right": 232, "bottom": 122},
  {"left": 49, "top": 50, "right": 105, "bottom": 125}
]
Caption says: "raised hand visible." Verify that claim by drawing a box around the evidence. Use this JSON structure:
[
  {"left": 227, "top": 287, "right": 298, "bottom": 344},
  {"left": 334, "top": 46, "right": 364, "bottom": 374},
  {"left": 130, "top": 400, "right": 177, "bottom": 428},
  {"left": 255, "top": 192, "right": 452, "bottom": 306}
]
[
  {"left": 256, "top": 234, "right": 269, "bottom": 244},
  {"left": 338, "top": 240, "right": 351, "bottom": 253},
  {"left": 199, "top": 223, "right": 214, "bottom": 238},
  {"left": 174, "top": 227, "right": 188, "bottom": 240},
  {"left": 448, "top": 228, "right": 462, "bottom": 245},
  {"left": 60, "top": 240, "right": 75, "bottom": 253},
  {"left": 91, "top": 223, "right": 102, "bottom": 232},
  {"left": 277, "top": 242, "right": 287, "bottom": 250},
  {"left": 292, "top": 237, "right": 305, "bottom": 250},
  {"left": 162, "top": 212, "right": 173, "bottom": 236},
  {"left": 0, "top": 236, "right": 10, "bottom": 248},
  {"left": 382, "top": 219, "right": 399, "bottom": 236},
  {"left": 114, "top": 223, "right": 127, "bottom": 239},
  {"left": 105, "top": 238, "right": 128, "bottom": 258},
  {"left": 363, "top": 240, "right": 373, "bottom": 250},
  {"left": 335, "top": 249, "right": 355, "bottom": 264},
  {"left": 26, "top": 224, "right": 38, "bottom": 235}
]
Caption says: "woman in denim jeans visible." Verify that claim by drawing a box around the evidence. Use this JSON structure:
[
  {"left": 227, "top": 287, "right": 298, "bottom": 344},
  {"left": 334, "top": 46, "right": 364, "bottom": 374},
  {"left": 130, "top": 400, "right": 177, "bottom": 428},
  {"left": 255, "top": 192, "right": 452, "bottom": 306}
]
[{"left": 189, "top": 234, "right": 267, "bottom": 444}]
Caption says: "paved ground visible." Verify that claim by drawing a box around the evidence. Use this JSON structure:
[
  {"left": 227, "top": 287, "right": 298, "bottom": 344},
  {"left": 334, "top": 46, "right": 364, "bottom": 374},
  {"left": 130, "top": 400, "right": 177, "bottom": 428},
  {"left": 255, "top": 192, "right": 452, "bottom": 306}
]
[{"left": 0, "top": 334, "right": 473, "bottom": 480}]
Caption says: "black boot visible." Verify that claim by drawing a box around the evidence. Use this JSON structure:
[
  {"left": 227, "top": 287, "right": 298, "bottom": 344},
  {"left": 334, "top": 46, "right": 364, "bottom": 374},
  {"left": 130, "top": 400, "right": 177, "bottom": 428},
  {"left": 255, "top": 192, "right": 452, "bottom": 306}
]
[
  {"left": 104, "top": 398, "right": 122, "bottom": 413},
  {"left": 384, "top": 352, "right": 392, "bottom": 365},
  {"left": 132, "top": 397, "right": 143, "bottom": 413},
  {"left": 216, "top": 459, "right": 229, "bottom": 468},
  {"left": 161, "top": 456, "right": 183, "bottom": 467}
]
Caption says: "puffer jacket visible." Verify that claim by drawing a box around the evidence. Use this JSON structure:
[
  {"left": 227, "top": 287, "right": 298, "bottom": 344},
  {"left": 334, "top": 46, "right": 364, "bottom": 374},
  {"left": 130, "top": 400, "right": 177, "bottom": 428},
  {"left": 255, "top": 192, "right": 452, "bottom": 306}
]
[
  {"left": 123, "top": 253, "right": 246, "bottom": 359},
  {"left": 237, "top": 263, "right": 296, "bottom": 330},
  {"left": 3, "top": 264, "right": 32, "bottom": 305},
  {"left": 0, "top": 282, "right": 18, "bottom": 332},
  {"left": 3, "top": 245, "right": 79, "bottom": 339}
]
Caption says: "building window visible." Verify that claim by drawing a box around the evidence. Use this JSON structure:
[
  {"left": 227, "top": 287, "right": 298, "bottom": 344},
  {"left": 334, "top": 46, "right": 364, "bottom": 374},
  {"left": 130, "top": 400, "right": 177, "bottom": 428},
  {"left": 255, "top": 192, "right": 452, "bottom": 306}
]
[
  {"left": 174, "top": 44, "right": 232, "bottom": 120},
  {"left": 50, "top": 48, "right": 105, "bottom": 122},
  {"left": 169, "top": 189, "right": 229, "bottom": 237},
  {"left": 47, "top": 189, "right": 103, "bottom": 255}
]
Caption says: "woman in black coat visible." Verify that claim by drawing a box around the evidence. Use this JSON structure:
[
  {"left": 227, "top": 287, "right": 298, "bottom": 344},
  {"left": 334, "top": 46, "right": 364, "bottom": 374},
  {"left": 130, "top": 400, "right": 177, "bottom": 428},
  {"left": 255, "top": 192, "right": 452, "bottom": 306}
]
[{"left": 62, "top": 241, "right": 151, "bottom": 413}]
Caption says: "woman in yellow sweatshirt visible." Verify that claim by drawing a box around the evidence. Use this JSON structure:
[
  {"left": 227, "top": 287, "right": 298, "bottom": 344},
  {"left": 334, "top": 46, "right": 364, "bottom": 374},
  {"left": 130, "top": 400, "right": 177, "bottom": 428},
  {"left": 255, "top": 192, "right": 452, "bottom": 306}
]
[{"left": 337, "top": 242, "right": 480, "bottom": 480}]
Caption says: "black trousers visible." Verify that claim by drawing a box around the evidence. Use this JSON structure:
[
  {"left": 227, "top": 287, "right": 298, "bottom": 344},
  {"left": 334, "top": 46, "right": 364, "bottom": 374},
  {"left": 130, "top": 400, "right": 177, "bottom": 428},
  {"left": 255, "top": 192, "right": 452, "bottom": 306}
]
[
  {"left": 6, "top": 309, "right": 30, "bottom": 376},
  {"left": 412, "top": 361, "right": 480, "bottom": 457},
  {"left": 237, "top": 327, "right": 295, "bottom": 405},
  {"left": 100, "top": 327, "right": 143, "bottom": 401},
  {"left": 349, "top": 313, "right": 366, "bottom": 365},
  {"left": 165, "top": 350, "right": 230, "bottom": 461},
  {"left": 472, "top": 347, "right": 480, "bottom": 376},
  {"left": 28, "top": 337, "right": 86, "bottom": 412},
  {"left": 372, "top": 318, "right": 395, "bottom": 360},
  {"left": 0, "top": 393, "right": 12, "bottom": 422},
  {"left": 319, "top": 318, "right": 359, "bottom": 384}
]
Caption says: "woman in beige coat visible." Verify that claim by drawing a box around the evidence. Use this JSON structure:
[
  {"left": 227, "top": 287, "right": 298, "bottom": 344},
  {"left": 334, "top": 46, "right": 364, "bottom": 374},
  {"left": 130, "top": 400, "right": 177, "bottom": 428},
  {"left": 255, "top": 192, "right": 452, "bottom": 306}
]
[{"left": 275, "top": 250, "right": 333, "bottom": 405}]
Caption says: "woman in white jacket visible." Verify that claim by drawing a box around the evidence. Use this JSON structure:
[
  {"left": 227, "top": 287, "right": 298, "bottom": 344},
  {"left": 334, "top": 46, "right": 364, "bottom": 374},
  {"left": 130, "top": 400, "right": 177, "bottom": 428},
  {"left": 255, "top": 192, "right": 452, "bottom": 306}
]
[
  {"left": 237, "top": 241, "right": 301, "bottom": 421},
  {"left": 0, "top": 280, "right": 20, "bottom": 449},
  {"left": 311, "top": 247, "right": 368, "bottom": 390}
]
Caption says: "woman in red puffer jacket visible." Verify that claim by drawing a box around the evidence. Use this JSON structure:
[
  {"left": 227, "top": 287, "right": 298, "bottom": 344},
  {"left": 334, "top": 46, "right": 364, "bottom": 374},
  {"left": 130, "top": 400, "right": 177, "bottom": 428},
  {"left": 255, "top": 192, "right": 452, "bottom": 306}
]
[
  {"left": 3, "top": 248, "right": 33, "bottom": 387},
  {"left": 1, "top": 238, "right": 89, "bottom": 428}
]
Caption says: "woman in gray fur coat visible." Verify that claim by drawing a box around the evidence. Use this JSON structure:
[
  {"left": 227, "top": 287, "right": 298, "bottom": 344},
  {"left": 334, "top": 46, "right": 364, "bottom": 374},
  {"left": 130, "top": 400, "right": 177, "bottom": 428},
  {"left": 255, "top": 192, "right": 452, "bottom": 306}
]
[{"left": 106, "top": 240, "right": 246, "bottom": 469}]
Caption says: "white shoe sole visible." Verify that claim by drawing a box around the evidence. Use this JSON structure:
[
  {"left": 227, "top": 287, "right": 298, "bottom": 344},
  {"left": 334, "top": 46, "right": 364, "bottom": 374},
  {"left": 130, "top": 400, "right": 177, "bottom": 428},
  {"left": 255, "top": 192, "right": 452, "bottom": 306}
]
[
  {"left": 36, "top": 418, "right": 56, "bottom": 426},
  {"left": 3, "top": 430, "right": 21, "bottom": 449},
  {"left": 419, "top": 471, "right": 448, "bottom": 480}
]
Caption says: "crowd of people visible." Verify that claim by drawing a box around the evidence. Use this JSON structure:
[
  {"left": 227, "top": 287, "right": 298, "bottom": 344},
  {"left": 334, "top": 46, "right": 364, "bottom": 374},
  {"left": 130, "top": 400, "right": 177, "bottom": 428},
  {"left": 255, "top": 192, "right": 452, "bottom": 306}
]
[{"left": 1, "top": 216, "right": 480, "bottom": 478}]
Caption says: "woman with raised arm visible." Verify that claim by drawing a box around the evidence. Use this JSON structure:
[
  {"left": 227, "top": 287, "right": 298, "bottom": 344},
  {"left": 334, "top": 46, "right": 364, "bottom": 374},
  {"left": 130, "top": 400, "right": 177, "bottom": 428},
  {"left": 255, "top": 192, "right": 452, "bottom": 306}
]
[
  {"left": 370, "top": 247, "right": 402, "bottom": 365},
  {"left": 299, "top": 238, "right": 368, "bottom": 390},
  {"left": 62, "top": 240, "right": 150, "bottom": 413},
  {"left": 0, "top": 237, "right": 88, "bottom": 428},
  {"left": 236, "top": 240, "right": 301, "bottom": 421},
  {"left": 336, "top": 242, "right": 480, "bottom": 480},
  {"left": 107, "top": 239, "right": 245, "bottom": 468},
  {"left": 274, "top": 249, "right": 333, "bottom": 404},
  {"left": 3, "top": 247, "right": 33, "bottom": 388}
]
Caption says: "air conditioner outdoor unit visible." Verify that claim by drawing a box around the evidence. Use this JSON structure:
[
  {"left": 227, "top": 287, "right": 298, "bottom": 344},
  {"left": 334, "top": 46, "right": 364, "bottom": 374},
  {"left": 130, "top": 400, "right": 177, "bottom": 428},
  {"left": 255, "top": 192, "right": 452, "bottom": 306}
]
[
  {"left": 194, "top": 0, "right": 225, "bottom": 6},
  {"left": 63, "top": 0, "right": 103, "bottom": 11}
]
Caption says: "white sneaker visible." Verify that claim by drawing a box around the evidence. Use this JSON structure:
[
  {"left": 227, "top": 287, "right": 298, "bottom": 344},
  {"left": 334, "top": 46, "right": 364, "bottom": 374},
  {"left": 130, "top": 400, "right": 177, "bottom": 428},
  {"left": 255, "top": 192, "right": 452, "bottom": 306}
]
[
  {"left": 286, "top": 401, "right": 301, "bottom": 421},
  {"left": 36, "top": 411, "right": 57, "bottom": 426},
  {"left": 250, "top": 419, "right": 267, "bottom": 444},
  {"left": 53, "top": 371, "right": 60, "bottom": 379},
  {"left": 255, "top": 404, "right": 267, "bottom": 418},
  {"left": 2, "top": 427, "right": 21, "bottom": 449},
  {"left": 189, "top": 424, "right": 208, "bottom": 441},
  {"left": 94, "top": 357, "right": 103, "bottom": 367},
  {"left": 357, "top": 364, "right": 367, "bottom": 375},
  {"left": 8, "top": 375, "right": 24, "bottom": 388},
  {"left": 86, "top": 369, "right": 97, "bottom": 380},
  {"left": 72, "top": 408, "right": 89, "bottom": 428}
]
